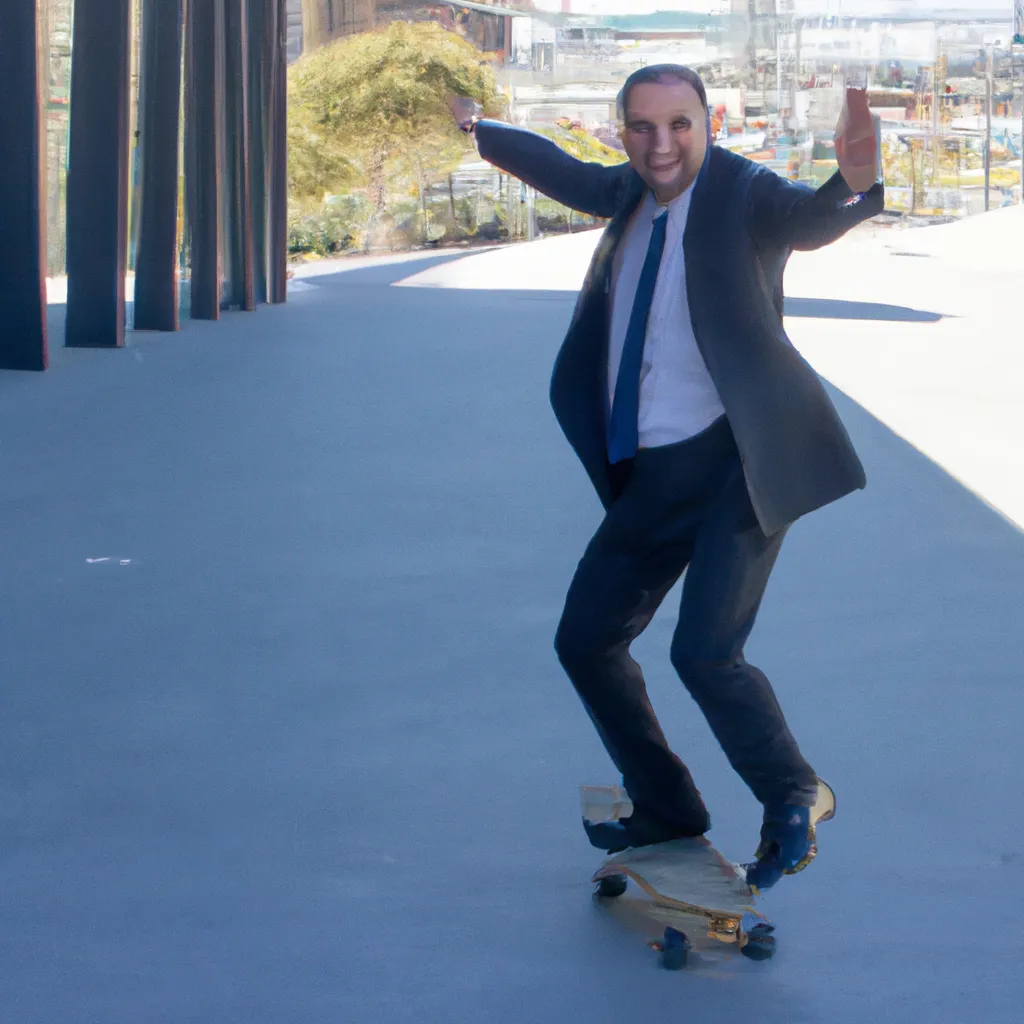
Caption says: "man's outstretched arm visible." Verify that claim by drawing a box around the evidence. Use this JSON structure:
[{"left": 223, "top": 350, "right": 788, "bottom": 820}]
[
  {"left": 747, "top": 87, "right": 884, "bottom": 251},
  {"left": 747, "top": 168, "right": 884, "bottom": 252},
  {"left": 471, "top": 119, "right": 629, "bottom": 220}
]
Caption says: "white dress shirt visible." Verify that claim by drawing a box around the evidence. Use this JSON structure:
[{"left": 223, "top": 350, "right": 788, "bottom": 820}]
[{"left": 607, "top": 186, "right": 725, "bottom": 450}]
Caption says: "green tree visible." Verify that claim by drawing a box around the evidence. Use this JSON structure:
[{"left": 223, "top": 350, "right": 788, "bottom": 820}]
[
  {"left": 536, "top": 118, "right": 627, "bottom": 166},
  {"left": 288, "top": 21, "right": 504, "bottom": 227}
]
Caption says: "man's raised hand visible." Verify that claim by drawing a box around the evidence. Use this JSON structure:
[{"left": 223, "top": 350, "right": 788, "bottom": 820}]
[{"left": 834, "top": 87, "right": 878, "bottom": 194}]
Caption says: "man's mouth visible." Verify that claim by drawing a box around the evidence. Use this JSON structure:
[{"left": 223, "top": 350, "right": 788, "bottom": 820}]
[{"left": 648, "top": 159, "right": 681, "bottom": 173}]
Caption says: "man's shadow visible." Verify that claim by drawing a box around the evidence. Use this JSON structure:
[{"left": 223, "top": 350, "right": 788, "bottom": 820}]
[{"left": 784, "top": 297, "right": 947, "bottom": 323}]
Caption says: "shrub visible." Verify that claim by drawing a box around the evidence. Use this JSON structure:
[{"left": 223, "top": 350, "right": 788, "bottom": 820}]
[{"left": 287, "top": 194, "right": 373, "bottom": 257}]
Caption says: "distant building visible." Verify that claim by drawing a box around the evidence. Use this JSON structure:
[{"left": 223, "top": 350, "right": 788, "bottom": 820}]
[
  {"left": 300, "top": 0, "right": 375, "bottom": 52},
  {"left": 287, "top": 0, "right": 306, "bottom": 63},
  {"left": 297, "top": 1, "right": 533, "bottom": 63},
  {"left": 732, "top": 0, "right": 779, "bottom": 52}
]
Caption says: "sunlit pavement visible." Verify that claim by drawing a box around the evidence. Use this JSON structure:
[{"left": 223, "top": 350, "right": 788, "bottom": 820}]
[
  {"left": 3, "top": 207, "right": 1022, "bottom": 1022},
  {"left": 400, "top": 204, "right": 1024, "bottom": 529}
]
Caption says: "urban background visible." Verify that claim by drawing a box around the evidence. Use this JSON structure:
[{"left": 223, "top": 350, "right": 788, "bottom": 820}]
[{"left": 36, "top": 0, "right": 1024, "bottom": 270}]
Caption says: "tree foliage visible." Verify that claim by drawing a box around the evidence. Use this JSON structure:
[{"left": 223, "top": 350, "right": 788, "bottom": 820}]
[
  {"left": 288, "top": 21, "right": 505, "bottom": 209},
  {"left": 536, "top": 118, "right": 628, "bottom": 167}
]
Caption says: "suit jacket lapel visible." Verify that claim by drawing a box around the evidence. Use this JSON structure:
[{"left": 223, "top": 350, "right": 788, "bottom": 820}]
[
  {"left": 682, "top": 145, "right": 717, "bottom": 263},
  {"left": 604, "top": 172, "right": 647, "bottom": 285}
]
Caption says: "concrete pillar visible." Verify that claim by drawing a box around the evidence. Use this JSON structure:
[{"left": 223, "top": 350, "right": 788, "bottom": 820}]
[
  {"left": 268, "top": 0, "right": 288, "bottom": 304},
  {"left": 185, "top": 0, "right": 225, "bottom": 319},
  {"left": 224, "top": 0, "right": 256, "bottom": 311},
  {"left": 65, "top": 0, "right": 132, "bottom": 348},
  {"left": 249, "top": 0, "right": 271, "bottom": 305},
  {"left": 134, "top": 0, "right": 185, "bottom": 332},
  {"left": 0, "top": 0, "right": 49, "bottom": 370}
]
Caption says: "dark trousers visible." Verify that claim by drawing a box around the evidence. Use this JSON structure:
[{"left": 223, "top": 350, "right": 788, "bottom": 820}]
[{"left": 554, "top": 416, "right": 817, "bottom": 827}]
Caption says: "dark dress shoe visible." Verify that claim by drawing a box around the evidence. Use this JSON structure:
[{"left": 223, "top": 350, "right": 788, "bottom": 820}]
[{"left": 583, "top": 804, "right": 710, "bottom": 853}]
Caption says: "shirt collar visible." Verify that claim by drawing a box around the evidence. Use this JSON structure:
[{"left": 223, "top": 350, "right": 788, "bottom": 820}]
[{"left": 647, "top": 181, "right": 694, "bottom": 229}]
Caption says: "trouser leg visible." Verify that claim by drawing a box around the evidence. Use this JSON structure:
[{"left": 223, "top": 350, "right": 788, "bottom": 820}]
[
  {"left": 553, "top": 444, "right": 714, "bottom": 830},
  {"left": 669, "top": 462, "right": 818, "bottom": 808}
]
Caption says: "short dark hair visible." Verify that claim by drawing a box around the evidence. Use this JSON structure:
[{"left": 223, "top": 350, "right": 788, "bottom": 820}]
[{"left": 616, "top": 64, "right": 708, "bottom": 122}]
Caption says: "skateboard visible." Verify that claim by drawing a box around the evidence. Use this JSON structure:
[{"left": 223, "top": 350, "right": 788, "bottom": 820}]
[{"left": 583, "top": 780, "right": 837, "bottom": 970}]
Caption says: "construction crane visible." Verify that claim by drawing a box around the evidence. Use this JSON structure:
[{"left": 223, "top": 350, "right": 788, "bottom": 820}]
[{"left": 775, "top": 0, "right": 797, "bottom": 133}]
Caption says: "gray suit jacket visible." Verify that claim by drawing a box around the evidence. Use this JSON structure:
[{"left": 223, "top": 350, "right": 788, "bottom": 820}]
[{"left": 474, "top": 119, "right": 885, "bottom": 535}]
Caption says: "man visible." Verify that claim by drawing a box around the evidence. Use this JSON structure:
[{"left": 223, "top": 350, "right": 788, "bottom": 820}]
[{"left": 448, "top": 66, "right": 882, "bottom": 889}]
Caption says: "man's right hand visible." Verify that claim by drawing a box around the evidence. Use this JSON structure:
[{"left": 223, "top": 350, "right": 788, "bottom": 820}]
[{"left": 445, "top": 93, "right": 481, "bottom": 132}]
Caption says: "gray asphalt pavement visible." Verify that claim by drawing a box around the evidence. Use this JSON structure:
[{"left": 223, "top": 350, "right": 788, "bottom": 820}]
[{"left": 3, "top": 255, "right": 1022, "bottom": 1022}]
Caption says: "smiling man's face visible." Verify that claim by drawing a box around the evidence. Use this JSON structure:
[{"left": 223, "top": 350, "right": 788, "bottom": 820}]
[{"left": 620, "top": 79, "right": 708, "bottom": 204}]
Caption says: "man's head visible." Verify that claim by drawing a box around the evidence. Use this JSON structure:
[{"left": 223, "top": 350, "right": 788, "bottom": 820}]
[{"left": 616, "top": 65, "right": 710, "bottom": 204}]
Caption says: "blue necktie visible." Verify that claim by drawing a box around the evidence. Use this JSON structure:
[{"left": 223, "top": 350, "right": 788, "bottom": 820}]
[{"left": 607, "top": 210, "right": 668, "bottom": 464}]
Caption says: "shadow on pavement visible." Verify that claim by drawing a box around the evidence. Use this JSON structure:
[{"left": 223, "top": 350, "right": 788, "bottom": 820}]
[
  {"left": 784, "top": 296, "right": 948, "bottom": 322},
  {"left": 292, "top": 249, "right": 485, "bottom": 288}
]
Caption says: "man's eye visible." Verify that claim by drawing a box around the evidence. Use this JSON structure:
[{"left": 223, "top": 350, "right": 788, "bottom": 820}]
[
  {"left": 674, "top": 120, "right": 691, "bottom": 130},
  {"left": 629, "top": 125, "right": 650, "bottom": 133}
]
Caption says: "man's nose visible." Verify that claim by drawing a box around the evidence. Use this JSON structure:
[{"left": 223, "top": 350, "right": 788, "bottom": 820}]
[{"left": 652, "top": 125, "right": 673, "bottom": 152}]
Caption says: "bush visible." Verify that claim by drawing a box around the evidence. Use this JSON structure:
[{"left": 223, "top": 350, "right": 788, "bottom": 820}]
[
  {"left": 287, "top": 181, "right": 606, "bottom": 257},
  {"left": 386, "top": 197, "right": 450, "bottom": 249},
  {"left": 288, "top": 194, "right": 373, "bottom": 257}
]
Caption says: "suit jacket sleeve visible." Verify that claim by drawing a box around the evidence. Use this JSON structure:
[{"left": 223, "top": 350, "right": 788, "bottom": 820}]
[
  {"left": 747, "top": 167, "right": 885, "bottom": 251},
  {"left": 473, "top": 119, "right": 628, "bottom": 219}
]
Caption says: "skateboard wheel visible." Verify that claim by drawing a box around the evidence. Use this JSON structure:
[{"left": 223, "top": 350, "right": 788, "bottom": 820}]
[
  {"left": 740, "top": 933, "right": 777, "bottom": 962},
  {"left": 660, "top": 927, "right": 690, "bottom": 970},
  {"left": 595, "top": 874, "right": 627, "bottom": 899}
]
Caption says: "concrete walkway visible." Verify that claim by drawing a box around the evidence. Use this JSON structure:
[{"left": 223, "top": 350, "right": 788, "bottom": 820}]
[
  {"left": 403, "top": 204, "right": 1024, "bottom": 529},
  {"left": 2, "top": 216, "right": 1023, "bottom": 1022}
]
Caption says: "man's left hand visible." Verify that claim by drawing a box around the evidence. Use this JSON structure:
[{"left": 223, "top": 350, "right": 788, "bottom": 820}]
[
  {"left": 445, "top": 93, "right": 481, "bottom": 132},
  {"left": 834, "top": 87, "right": 878, "bottom": 194}
]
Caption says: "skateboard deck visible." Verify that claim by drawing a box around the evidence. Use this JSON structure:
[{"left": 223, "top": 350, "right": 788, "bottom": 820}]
[{"left": 583, "top": 780, "right": 837, "bottom": 969}]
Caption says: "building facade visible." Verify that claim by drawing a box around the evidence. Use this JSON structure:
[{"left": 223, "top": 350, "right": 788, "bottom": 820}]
[
  {"left": 297, "top": 0, "right": 523, "bottom": 60},
  {"left": 301, "top": 0, "right": 375, "bottom": 51},
  {"left": 288, "top": 0, "right": 306, "bottom": 62}
]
